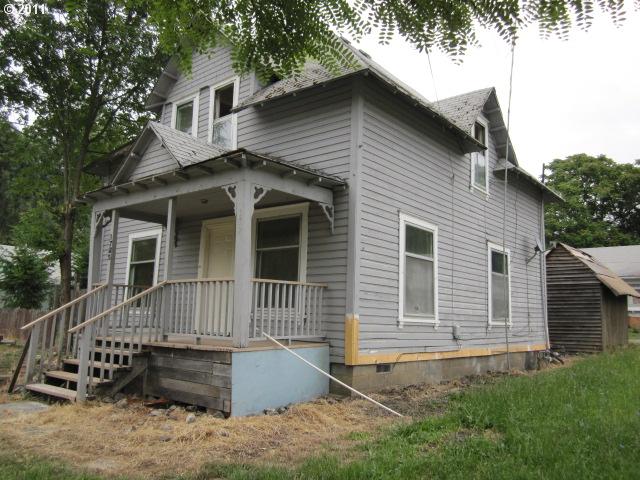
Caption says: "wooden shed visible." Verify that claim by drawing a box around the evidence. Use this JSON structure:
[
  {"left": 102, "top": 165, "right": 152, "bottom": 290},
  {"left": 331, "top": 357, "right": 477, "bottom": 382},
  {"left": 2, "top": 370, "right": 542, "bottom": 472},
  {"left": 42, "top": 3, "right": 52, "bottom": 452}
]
[{"left": 546, "top": 243, "right": 640, "bottom": 353}]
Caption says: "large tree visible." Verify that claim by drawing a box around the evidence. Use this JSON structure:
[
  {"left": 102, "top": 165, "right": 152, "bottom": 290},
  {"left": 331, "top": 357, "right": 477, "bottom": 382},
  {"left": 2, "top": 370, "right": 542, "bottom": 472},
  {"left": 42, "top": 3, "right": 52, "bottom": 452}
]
[
  {"left": 148, "top": 0, "right": 631, "bottom": 78},
  {"left": 0, "top": 1, "right": 164, "bottom": 302},
  {"left": 544, "top": 154, "right": 640, "bottom": 248}
]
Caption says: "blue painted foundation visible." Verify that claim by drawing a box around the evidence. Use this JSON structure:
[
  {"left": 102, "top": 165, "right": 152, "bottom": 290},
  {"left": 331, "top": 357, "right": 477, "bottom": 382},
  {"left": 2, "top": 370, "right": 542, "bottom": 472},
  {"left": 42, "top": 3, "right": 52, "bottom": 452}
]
[{"left": 231, "top": 345, "right": 329, "bottom": 416}]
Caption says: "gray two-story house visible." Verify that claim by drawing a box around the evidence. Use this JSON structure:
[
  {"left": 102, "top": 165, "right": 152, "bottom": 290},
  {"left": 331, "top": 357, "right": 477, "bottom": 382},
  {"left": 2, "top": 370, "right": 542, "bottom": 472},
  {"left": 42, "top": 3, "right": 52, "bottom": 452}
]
[{"left": 20, "top": 42, "right": 561, "bottom": 416}]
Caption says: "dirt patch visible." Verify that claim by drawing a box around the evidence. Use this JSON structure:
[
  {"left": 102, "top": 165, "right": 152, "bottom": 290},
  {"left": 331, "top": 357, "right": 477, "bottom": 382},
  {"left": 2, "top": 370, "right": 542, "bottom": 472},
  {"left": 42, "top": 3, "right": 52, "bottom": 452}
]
[{"left": 0, "top": 359, "right": 574, "bottom": 479}]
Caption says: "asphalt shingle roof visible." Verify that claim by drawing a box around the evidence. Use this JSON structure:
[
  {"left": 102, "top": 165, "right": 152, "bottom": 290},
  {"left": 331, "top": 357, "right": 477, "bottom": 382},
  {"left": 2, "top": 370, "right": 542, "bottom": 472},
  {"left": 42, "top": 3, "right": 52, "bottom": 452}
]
[
  {"left": 148, "top": 122, "right": 229, "bottom": 168},
  {"left": 433, "top": 88, "right": 494, "bottom": 132}
]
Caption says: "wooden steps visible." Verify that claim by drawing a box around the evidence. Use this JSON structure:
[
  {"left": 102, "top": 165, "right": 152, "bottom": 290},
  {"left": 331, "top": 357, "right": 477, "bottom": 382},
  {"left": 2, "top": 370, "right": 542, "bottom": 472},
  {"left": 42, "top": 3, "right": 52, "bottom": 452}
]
[
  {"left": 93, "top": 347, "right": 133, "bottom": 356},
  {"left": 25, "top": 383, "right": 77, "bottom": 402},
  {"left": 45, "top": 370, "right": 112, "bottom": 385},
  {"left": 63, "top": 359, "right": 130, "bottom": 371}
]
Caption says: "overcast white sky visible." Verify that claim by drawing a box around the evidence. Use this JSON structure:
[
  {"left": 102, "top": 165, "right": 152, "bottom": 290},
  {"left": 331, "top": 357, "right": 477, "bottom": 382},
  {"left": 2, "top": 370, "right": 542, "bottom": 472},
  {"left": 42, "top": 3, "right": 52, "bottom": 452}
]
[{"left": 349, "top": 12, "right": 640, "bottom": 178}]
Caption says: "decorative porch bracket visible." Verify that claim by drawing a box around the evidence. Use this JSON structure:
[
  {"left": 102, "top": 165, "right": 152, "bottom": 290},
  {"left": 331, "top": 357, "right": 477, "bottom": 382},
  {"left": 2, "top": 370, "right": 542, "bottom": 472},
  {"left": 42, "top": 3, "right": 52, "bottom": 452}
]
[
  {"left": 223, "top": 183, "right": 272, "bottom": 210},
  {"left": 318, "top": 202, "right": 335, "bottom": 234}
]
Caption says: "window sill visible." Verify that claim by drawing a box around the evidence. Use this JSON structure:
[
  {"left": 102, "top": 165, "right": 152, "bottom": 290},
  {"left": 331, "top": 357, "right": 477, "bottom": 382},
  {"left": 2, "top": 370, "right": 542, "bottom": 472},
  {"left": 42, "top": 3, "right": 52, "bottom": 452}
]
[
  {"left": 488, "top": 321, "right": 513, "bottom": 330},
  {"left": 398, "top": 317, "right": 439, "bottom": 328},
  {"left": 469, "top": 184, "right": 489, "bottom": 198}
]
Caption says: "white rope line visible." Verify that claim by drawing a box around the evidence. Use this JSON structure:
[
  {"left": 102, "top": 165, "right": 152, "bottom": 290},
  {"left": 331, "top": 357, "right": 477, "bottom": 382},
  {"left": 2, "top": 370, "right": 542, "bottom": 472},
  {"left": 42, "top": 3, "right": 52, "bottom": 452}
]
[{"left": 262, "top": 333, "right": 404, "bottom": 418}]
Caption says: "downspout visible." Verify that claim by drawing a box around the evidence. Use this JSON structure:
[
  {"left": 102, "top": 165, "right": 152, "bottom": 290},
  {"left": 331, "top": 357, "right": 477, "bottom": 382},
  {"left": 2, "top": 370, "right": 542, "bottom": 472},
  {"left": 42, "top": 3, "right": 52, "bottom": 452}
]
[{"left": 540, "top": 198, "right": 551, "bottom": 349}]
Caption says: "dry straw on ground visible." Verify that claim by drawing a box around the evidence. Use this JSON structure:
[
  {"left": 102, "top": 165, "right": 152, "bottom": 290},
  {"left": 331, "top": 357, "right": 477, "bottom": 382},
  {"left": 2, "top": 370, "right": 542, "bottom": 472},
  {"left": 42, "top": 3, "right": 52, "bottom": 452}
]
[
  {"left": 0, "top": 361, "right": 572, "bottom": 478},
  {"left": 0, "top": 396, "right": 398, "bottom": 478}
]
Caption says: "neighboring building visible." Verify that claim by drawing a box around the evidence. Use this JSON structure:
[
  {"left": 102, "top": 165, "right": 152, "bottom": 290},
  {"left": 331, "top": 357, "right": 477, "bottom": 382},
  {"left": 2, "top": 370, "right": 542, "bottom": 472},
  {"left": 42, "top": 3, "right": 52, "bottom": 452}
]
[
  {"left": 19, "top": 41, "right": 562, "bottom": 415},
  {"left": 583, "top": 245, "right": 640, "bottom": 327},
  {"left": 546, "top": 243, "right": 639, "bottom": 353}
]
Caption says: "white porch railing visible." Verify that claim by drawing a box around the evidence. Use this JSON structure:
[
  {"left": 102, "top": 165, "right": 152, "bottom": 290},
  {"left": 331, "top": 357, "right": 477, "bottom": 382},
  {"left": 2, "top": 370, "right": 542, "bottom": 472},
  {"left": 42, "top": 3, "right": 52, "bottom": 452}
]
[
  {"left": 165, "top": 278, "right": 235, "bottom": 337},
  {"left": 20, "top": 284, "right": 109, "bottom": 385},
  {"left": 17, "top": 277, "right": 326, "bottom": 401},
  {"left": 250, "top": 279, "right": 326, "bottom": 340}
]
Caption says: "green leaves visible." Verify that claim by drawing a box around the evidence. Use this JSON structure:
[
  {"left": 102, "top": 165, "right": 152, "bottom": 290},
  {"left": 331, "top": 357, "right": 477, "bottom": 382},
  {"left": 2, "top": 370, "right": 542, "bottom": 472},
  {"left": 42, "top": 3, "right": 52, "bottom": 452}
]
[
  {"left": 0, "top": 246, "right": 52, "bottom": 309},
  {"left": 544, "top": 154, "right": 640, "bottom": 247},
  {"left": 148, "top": 0, "right": 630, "bottom": 78}
]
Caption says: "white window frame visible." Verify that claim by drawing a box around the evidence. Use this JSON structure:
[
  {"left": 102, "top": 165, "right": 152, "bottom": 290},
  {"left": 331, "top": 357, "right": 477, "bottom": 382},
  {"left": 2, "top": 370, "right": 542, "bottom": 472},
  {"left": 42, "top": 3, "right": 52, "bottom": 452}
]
[
  {"left": 487, "top": 241, "right": 512, "bottom": 328},
  {"left": 171, "top": 92, "right": 199, "bottom": 138},
  {"left": 251, "top": 203, "right": 309, "bottom": 282},
  {"left": 208, "top": 77, "right": 240, "bottom": 149},
  {"left": 470, "top": 117, "right": 489, "bottom": 194},
  {"left": 124, "top": 229, "right": 163, "bottom": 289},
  {"left": 398, "top": 212, "right": 439, "bottom": 326}
]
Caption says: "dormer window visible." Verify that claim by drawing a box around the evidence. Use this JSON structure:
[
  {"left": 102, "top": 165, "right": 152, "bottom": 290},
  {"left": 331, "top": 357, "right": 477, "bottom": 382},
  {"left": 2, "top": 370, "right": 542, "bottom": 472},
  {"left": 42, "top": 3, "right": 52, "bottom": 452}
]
[
  {"left": 209, "top": 78, "right": 239, "bottom": 149},
  {"left": 175, "top": 101, "right": 193, "bottom": 134},
  {"left": 171, "top": 94, "right": 199, "bottom": 138},
  {"left": 471, "top": 120, "right": 488, "bottom": 193}
]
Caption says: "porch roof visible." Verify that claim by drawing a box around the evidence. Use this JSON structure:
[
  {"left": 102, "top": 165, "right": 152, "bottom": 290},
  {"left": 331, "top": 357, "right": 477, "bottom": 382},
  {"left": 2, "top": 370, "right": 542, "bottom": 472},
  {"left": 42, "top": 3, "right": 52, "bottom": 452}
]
[{"left": 79, "top": 148, "right": 346, "bottom": 204}]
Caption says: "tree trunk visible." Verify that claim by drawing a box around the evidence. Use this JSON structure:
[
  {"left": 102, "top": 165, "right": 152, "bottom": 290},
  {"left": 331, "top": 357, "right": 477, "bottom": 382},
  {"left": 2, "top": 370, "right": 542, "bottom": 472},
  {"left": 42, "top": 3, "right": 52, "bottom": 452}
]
[{"left": 60, "top": 205, "right": 75, "bottom": 307}]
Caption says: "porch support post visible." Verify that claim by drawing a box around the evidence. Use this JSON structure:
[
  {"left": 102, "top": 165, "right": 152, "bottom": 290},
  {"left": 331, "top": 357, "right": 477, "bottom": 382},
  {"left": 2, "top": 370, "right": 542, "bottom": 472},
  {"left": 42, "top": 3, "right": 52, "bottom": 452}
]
[
  {"left": 86, "top": 207, "right": 103, "bottom": 290},
  {"left": 106, "top": 209, "right": 120, "bottom": 307},
  {"left": 162, "top": 197, "right": 176, "bottom": 340},
  {"left": 163, "top": 197, "right": 176, "bottom": 281},
  {"left": 231, "top": 180, "right": 253, "bottom": 348}
]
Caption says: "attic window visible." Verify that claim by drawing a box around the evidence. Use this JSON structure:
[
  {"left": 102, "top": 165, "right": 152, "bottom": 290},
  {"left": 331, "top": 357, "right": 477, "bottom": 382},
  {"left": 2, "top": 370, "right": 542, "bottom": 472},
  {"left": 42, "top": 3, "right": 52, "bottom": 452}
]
[
  {"left": 171, "top": 93, "right": 199, "bottom": 138},
  {"left": 471, "top": 120, "right": 488, "bottom": 193},
  {"left": 175, "top": 101, "right": 194, "bottom": 134},
  {"left": 209, "top": 78, "right": 239, "bottom": 149}
]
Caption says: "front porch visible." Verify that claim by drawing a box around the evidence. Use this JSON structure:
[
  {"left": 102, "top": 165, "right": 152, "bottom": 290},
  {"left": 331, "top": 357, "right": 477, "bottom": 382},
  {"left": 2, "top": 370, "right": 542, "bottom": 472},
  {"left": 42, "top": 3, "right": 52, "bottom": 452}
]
[
  {"left": 85, "top": 148, "right": 344, "bottom": 349},
  {"left": 18, "top": 147, "right": 345, "bottom": 411}
]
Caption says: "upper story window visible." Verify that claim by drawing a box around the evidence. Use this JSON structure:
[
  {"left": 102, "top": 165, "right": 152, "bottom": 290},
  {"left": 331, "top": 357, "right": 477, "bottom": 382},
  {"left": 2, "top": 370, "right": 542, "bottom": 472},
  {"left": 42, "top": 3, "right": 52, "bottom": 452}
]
[
  {"left": 398, "top": 213, "right": 438, "bottom": 325},
  {"left": 209, "top": 78, "right": 239, "bottom": 149},
  {"left": 488, "top": 242, "right": 511, "bottom": 327},
  {"left": 471, "top": 120, "right": 488, "bottom": 193},
  {"left": 171, "top": 94, "right": 199, "bottom": 138},
  {"left": 175, "top": 102, "right": 193, "bottom": 133}
]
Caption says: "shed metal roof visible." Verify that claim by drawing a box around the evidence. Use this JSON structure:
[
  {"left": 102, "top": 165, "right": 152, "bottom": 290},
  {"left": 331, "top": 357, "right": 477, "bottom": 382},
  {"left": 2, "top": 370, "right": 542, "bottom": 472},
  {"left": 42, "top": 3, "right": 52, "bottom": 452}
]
[
  {"left": 582, "top": 245, "right": 640, "bottom": 279},
  {"left": 557, "top": 243, "right": 640, "bottom": 297}
]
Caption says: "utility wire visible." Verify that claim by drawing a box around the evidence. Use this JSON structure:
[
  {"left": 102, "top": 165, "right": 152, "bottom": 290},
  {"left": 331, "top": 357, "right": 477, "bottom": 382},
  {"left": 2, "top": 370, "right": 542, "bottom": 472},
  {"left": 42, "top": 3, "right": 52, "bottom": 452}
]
[{"left": 501, "top": 41, "right": 517, "bottom": 370}]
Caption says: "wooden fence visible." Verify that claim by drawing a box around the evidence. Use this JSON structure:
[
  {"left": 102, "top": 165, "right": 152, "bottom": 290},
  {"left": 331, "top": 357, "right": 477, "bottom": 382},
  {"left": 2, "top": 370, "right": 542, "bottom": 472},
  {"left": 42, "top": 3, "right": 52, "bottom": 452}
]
[{"left": 0, "top": 309, "right": 47, "bottom": 342}]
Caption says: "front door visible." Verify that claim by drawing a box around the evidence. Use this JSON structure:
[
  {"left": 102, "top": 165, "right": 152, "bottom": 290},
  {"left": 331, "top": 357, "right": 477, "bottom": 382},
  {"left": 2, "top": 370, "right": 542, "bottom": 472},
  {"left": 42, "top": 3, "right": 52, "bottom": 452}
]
[{"left": 197, "top": 217, "right": 235, "bottom": 335}]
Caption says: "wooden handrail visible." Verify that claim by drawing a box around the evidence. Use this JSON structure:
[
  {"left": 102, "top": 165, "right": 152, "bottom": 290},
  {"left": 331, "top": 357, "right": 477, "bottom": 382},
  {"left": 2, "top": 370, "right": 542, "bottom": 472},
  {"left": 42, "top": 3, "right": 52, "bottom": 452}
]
[
  {"left": 21, "top": 284, "right": 108, "bottom": 331},
  {"left": 251, "top": 278, "right": 329, "bottom": 288},
  {"left": 167, "top": 278, "right": 234, "bottom": 284},
  {"left": 68, "top": 281, "right": 168, "bottom": 334}
]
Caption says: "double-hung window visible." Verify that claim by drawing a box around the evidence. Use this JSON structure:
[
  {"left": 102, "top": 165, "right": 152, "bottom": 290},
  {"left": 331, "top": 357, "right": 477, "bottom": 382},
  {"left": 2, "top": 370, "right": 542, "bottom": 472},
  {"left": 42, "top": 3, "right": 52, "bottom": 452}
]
[
  {"left": 172, "top": 94, "right": 199, "bottom": 137},
  {"left": 471, "top": 120, "right": 488, "bottom": 192},
  {"left": 126, "top": 230, "right": 162, "bottom": 292},
  {"left": 399, "top": 213, "right": 438, "bottom": 325},
  {"left": 488, "top": 242, "right": 511, "bottom": 326},
  {"left": 209, "top": 78, "right": 239, "bottom": 149},
  {"left": 255, "top": 216, "right": 301, "bottom": 282}
]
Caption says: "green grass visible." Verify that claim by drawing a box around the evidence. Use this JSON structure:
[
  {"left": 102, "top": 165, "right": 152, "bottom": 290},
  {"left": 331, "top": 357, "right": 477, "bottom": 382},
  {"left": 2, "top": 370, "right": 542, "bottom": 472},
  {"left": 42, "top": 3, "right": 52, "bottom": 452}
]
[
  {"left": 0, "top": 343, "right": 23, "bottom": 378},
  {"left": 0, "top": 453, "right": 106, "bottom": 480},
  {"left": 629, "top": 328, "right": 640, "bottom": 341},
  {"left": 200, "top": 347, "right": 640, "bottom": 480},
  {"left": 2, "top": 348, "right": 640, "bottom": 479}
]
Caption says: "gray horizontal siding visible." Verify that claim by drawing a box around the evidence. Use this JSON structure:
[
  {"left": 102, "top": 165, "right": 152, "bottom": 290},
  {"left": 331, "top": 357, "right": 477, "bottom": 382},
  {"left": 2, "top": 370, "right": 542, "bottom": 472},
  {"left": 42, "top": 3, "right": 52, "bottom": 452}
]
[
  {"left": 356, "top": 80, "right": 546, "bottom": 356},
  {"left": 99, "top": 218, "right": 166, "bottom": 285},
  {"left": 130, "top": 137, "right": 177, "bottom": 181},
  {"left": 238, "top": 82, "right": 352, "bottom": 362}
]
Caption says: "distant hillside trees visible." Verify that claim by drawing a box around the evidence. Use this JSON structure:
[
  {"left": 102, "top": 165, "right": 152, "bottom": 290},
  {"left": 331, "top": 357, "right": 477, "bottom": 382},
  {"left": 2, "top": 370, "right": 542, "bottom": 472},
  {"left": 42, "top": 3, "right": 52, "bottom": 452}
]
[{"left": 544, "top": 154, "right": 640, "bottom": 248}]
